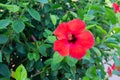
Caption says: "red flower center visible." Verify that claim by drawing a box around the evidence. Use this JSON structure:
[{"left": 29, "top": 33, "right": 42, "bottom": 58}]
[{"left": 68, "top": 33, "right": 77, "bottom": 43}]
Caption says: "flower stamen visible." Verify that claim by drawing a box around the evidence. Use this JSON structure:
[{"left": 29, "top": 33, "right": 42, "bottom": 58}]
[{"left": 68, "top": 33, "right": 77, "bottom": 43}]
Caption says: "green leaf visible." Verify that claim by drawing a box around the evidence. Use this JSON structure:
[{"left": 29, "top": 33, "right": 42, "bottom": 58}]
[
  {"left": 33, "top": 53, "right": 40, "bottom": 61},
  {"left": 50, "top": 14, "right": 57, "bottom": 25},
  {"left": 70, "top": 11, "right": 77, "bottom": 18},
  {"left": 92, "top": 47, "right": 101, "bottom": 57},
  {"left": 83, "top": 50, "right": 91, "bottom": 60},
  {"left": 113, "top": 33, "right": 120, "bottom": 40},
  {"left": 15, "top": 64, "right": 27, "bottom": 80},
  {"left": 90, "top": 5, "right": 103, "bottom": 11},
  {"left": 0, "top": 51, "right": 2, "bottom": 62},
  {"left": 0, "top": 77, "right": 10, "bottom": 80},
  {"left": 107, "top": 43, "right": 120, "bottom": 49},
  {"left": 52, "top": 4, "right": 62, "bottom": 10},
  {"left": 27, "top": 8, "right": 41, "bottom": 21},
  {"left": 51, "top": 62, "right": 60, "bottom": 71},
  {"left": 44, "top": 29, "right": 53, "bottom": 35},
  {"left": 77, "top": 9, "right": 84, "bottom": 19},
  {"left": 43, "top": 29, "right": 53, "bottom": 38},
  {"left": 83, "top": 76, "right": 90, "bottom": 80},
  {"left": 116, "top": 13, "right": 120, "bottom": 23},
  {"left": 96, "top": 25, "right": 107, "bottom": 34},
  {"left": 0, "top": 35, "right": 8, "bottom": 44},
  {"left": 5, "top": 54, "right": 10, "bottom": 64},
  {"left": 44, "top": 58, "right": 52, "bottom": 66},
  {"left": 0, "top": 3, "right": 19, "bottom": 12},
  {"left": 113, "top": 55, "right": 120, "bottom": 66},
  {"left": 27, "top": 52, "right": 40, "bottom": 61},
  {"left": 26, "top": 60, "right": 34, "bottom": 72},
  {"left": 93, "top": 77, "right": 101, "bottom": 80},
  {"left": 112, "top": 27, "right": 120, "bottom": 32},
  {"left": 53, "top": 52, "right": 64, "bottom": 64},
  {"left": 37, "top": 0, "right": 48, "bottom": 3},
  {"left": 65, "top": 56, "right": 78, "bottom": 67},
  {"left": 84, "top": 14, "right": 95, "bottom": 21},
  {"left": 65, "top": 73, "right": 71, "bottom": 79},
  {"left": 51, "top": 52, "right": 62, "bottom": 71},
  {"left": 0, "top": 64, "right": 11, "bottom": 77},
  {"left": 39, "top": 44, "right": 47, "bottom": 57},
  {"left": 96, "top": 37, "right": 100, "bottom": 44},
  {"left": 86, "top": 66, "right": 97, "bottom": 79},
  {"left": 27, "top": 53, "right": 34, "bottom": 60},
  {"left": 70, "top": 66, "right": 76, "bottom": 78},
  {"left": 46, "top": 36, "right": 56, "bottom": 43},
  {"left": 86, "top": 24, "right": 96, "bottom": 30},
  {"left": 6, "top": 5, "right": 20, "bottom": 12},
  {"left": 113, "top": 70, "right": 120, "bottom": 75},
  {"left": 62, "top": 13, "right": 68, "bottom": 21},
  {"left": 12, "top": 20, "right": 25, "bottom": 33},
  {"left": 105, "top": 8, "right": 116, "bottom": 24},
  {"left": 0, "top": 19, "right": 10, "bottom": 29},
  {"left": 25, "top": 78, "right": 30, "bottom": 80},
  {"left": 105, "top": 37, "right": 118, "bottom": 43}
]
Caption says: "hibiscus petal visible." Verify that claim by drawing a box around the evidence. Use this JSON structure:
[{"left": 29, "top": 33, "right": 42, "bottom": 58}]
[
  {"left": 112, "top": 64, "right": 116, "bottom": 70},
  {"left": 54, "top": 22, "right": 69, "bottom": 40},
  {"left": 69, "top": 44, "right": 86, "bottom": 60},
  {"left": 77, "top": 30, "right": 94, "bottom": 49},
  {"left": 113, "top": 3, "right": 119, "bottom": 8},
  {"left": 54, "top": 40, "right": 69, "bottom": 56},
  {"left": 112, "top": 3, "right": 119, "bottom": 13},
  {"left": 67, "top": 19, "right": 86, "bottom": 34},
  {"left": 107, "top": 67, "right": 112, "bottom": 76}
]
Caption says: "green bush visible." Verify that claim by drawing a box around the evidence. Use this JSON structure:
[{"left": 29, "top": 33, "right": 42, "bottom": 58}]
[{"left": 0, "top": 0, "right": 120, "bottom": 80}]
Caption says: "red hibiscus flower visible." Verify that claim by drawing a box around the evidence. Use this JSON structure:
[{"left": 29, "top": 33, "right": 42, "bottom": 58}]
[
  {"left": 112, "top": 2, "right": 120, "bottom": 13},
  {"left": 107, "top": 64, "right": 120, "bottom": 77},
  {"left": 107, "top": 67, "right": 112, "bottom": 76},
  {"left": 111, "top": 63, "right": 116, "bottom": 70},
  {"left": 53, "top": 19, "right": 94, "bottom": 60}
]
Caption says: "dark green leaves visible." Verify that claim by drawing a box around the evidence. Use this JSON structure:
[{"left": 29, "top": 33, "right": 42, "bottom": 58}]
[
  {"left": 27, "top": 8, "right": 41, "bottom": 21},
  {"left": 65, "top": 56, "right": 78, "bottom": 67},
  {"left": 51, "top": 52, "right": 64, "bottom": 71},
  {"left": 0, "top": 0, "right": 120, "bottom": 79},
  {"left": 6, "top": 5, "right": 20, "bottom": 12},
  {"left": 39, "top": 44, "right": 50, "bottom": 57},
  {"left": 105, "top": 8, "right": 116, "bottom": 24},
  {"left": 27, "top": 52, "right": 40, "bottom": 61},
  {"left": 113, "top": 70, "right": 120, "bottom": 75},
  {"left": 50, "top": 14, "right": 57, "bottom": 25},
  {"left": 0, "top": 51, "right": 2, "bottom": 62},
  {"left": 92, "top": 47, "right": 101, "bottom": 57},
  {"left": 86, "top": 66, "right": 97, "bottom": 79},
  {"left": 83, "top": 76, "right": 90, "bottom": 80},
  {"left": 0, "top": 19, "right": 10, "bottom": 29},
  {"left": 37, "top": 0, "right": 48, "bottom": 3},
  {"left": 96, "top": 25, "right": 107, "bottom": 35},
  {"left": 12, "top": 20, "right": 25, "bottom": 33},
  {"left": 46, "top": 36, "right": 56, "bottom": 43},
  {"left": 53, "top": 52, "right": 64, "bottom": 64},
  {"left": 83, "top": 50, "right": 91, "bottom": 60},
  {"left": 0, "top": 3, "right": 20, "bottom": 12},
  {"left": 0, "top": 35, "right": 8, "bottom": 44},
  {"left": 113, "top": 55, "right": 120, "bottom": 66},
  {"left": 0, "top": 64, "right": 11, "bottom": 77}
]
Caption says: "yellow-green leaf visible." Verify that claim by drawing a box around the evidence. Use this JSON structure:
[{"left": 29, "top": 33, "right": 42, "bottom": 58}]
[{"left": 15, "top": 64, "right": 27, "bottom": 80}]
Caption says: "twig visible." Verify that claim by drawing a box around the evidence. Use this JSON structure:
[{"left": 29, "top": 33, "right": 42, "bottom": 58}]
[{"left": 30, "top": 67, "right": 51, "bottom": 78}]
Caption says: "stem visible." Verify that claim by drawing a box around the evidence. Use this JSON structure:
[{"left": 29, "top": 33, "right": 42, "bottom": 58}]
[
  {"left": 30, "top": 67, "right": 51, "bottom": 79},
  {"left": 0, "top": 30, "right": 13, "bottom": 51},
  {"left": 19, "top": 0, "right": 32, "bottom": 19}
]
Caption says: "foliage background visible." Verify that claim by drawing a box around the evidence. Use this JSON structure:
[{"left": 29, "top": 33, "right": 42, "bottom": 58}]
[{"left": 0, "top": 0, "right": 120, "bottom": 80}]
